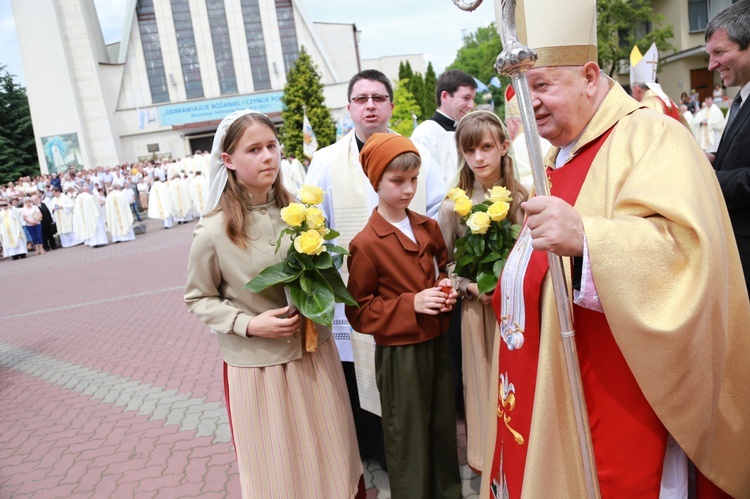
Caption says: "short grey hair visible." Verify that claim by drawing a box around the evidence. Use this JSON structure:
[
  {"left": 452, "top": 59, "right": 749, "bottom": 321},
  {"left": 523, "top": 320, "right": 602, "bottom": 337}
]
[{"left": 705, "top": 0, "right": 750, "bottom": 50}]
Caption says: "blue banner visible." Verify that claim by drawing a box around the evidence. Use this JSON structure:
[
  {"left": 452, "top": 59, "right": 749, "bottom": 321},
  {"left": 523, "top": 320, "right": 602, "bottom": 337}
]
[{"left": 157, "top": 91, "right": 284, "bottom": 126}]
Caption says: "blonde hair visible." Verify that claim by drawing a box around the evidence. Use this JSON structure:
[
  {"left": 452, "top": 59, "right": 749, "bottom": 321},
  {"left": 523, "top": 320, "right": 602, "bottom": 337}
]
[
  {"left": 455, "top": 111, "right": 528, "bottom": 224},
  {"left": 217, "top": 113, "right": 293, "bottom": 248}
]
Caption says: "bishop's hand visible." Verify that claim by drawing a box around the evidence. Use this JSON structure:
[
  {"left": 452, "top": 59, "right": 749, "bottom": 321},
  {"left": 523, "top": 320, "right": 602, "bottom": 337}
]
[{"left": 524, "top": 196, "right": 584, "bottom": 257}]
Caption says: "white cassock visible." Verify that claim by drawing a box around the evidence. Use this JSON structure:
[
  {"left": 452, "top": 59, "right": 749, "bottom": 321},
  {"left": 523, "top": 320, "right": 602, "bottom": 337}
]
[
  {"left": 0, "top": 207, "right": 28, "bottom": 258},
  {"left": 189, "top": 175, "right": 210, "bottom": 215},
  {"left": 148, "top": 180, "right": 174, "bottom": 228},
  {"left": 410, "top": 116, "right": 459, "bottom": 187},
  {"left": 691, "top": 105, "right": 725, "bottom": 151},
  {"left": 105, "top": 190, "right": 135, "bottom": 242},
  {"left": 169, "top": 177, "right": 193, "bottom": 221},
  {"left": 51, "top": 193, "right": 83, "bottom": 247},
  {"left": 73, "top": 192, "right": 108, "bottom": 247},
  {"left": 513, "top": 131, "right": 553, "bottom": 192}
]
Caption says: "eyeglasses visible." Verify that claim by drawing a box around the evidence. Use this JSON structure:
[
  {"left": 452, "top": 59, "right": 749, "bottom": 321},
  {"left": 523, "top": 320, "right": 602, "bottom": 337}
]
[{"left": 350, "top": 94, "right": 390, "bottom": 105}]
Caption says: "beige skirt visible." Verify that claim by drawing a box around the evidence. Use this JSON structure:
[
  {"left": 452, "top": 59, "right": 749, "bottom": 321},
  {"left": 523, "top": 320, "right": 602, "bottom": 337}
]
[
  {"left": 461, "top": 297, "right": 498, "bottom": 472},
  {"left": 225, "top": 337, "right": 362, "bottom": 499}
]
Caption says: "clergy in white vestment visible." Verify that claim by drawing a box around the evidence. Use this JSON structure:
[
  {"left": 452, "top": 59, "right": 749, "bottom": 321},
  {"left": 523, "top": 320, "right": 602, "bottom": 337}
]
[
  {"left": 168, "top": 175, "right": 193, "bottom": 223},
  {"left": 188, "top": 171, "right": 209, "bottom": 215},
  {"left": 73, "top": 189, "right": 108, "bottom": 247},
  {"left": 411, "top": 69, "right": 477, "bottom": 186},
  {"left": 0, "top": 201, "right": 28, "bottom": 259},
  {"left": 105, "top": 186, "right": 135, "bottom": 242},
  {"left": 50, "top": 188, "right": 82, "bottom": 247},
  {"left": 691, "top": 96, "right": 726, "bottom": 151},
  {"left": 147, "top": 179, "right": 174, "bottom": 228}
]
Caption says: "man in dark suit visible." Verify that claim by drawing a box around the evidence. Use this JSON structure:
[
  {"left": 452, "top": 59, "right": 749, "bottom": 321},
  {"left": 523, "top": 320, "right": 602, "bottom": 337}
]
[
  {"left": 706, "top": 0, "right": 750, "bottom": 294},
  {"left": 32, "top": 194, "right": 57, "bottom": 251}
]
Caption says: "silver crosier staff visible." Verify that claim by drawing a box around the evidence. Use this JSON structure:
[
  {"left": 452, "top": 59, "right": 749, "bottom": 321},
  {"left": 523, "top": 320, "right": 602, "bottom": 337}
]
[
  {"left": 495, "top": 1, "right": 601, "bottom": 496},
  {"left": 452, "top": 0, "right": 601, "bottom": 496}
]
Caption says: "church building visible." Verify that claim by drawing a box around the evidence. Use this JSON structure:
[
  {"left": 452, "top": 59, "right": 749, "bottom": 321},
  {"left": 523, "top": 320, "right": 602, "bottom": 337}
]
[{"left": 11, "top": 0, "right": 364, "bottom": 173}]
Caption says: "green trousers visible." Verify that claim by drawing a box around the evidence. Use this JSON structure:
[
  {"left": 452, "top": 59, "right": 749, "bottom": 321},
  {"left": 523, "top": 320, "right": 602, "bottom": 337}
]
[{"left": 375, "top": 334, "right": 462, "bottom": 499}]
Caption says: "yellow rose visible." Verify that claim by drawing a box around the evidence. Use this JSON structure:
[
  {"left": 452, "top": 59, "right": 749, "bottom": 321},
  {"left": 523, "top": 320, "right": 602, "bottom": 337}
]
[
  {"left": 448, "top": 187, "right": 468, "bottom": 201},
  {"left": 305, "top": 206, "right": 326, "bottom": 229},
  {"left": 453, "top": 196, "right": 473, "bottom": 217},
  {"left": 466, "top": 211, "right": 491, "bottom": 234},
  {"left": 294, "top": 230, "right": 327, "bottom": 255},
  {"left": 487, "top": 201, "right": 510, "bottom": 222},
  {"left": 280, "top": 203, "right": 306, "bottom": 227},
  {"left": 317, "top": 226, "right": 330, "bottom": 237},
  {"left": 486, "top": 185, "right": 512, "bottom": 204},
  {"left": 299, "top": 185, "right": 324, "bottom": 205}
]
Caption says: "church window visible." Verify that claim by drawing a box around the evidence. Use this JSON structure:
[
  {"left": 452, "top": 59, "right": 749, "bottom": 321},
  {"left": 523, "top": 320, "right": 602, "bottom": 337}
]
[{"left": 206, "top": 0, "right": 238, "bottom": 95}]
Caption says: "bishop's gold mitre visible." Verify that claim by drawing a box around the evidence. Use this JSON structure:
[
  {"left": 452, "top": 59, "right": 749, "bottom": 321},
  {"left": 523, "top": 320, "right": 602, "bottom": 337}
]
[{"left": 495, "top": 0, "right": 598, "bottom": 67}]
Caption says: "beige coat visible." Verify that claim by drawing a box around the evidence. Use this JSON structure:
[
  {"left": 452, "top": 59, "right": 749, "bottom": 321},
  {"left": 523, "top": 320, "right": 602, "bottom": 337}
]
[{"left": 185, "top": 197, "right": 331, "bottom": 368}]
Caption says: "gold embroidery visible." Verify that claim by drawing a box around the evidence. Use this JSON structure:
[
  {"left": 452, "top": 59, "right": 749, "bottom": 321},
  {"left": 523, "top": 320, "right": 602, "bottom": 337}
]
[{"left": 499, "top": 373, "right": 525, "bottom": 445}]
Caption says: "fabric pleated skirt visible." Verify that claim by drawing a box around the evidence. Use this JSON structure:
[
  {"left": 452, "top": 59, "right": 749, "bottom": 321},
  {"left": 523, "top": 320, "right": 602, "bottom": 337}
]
[
  {"left": 224, "top": 337, "right": 362, "bottom": 499},
  {"left": 461, "top": 298, "right": 498, "bottom": 472}
]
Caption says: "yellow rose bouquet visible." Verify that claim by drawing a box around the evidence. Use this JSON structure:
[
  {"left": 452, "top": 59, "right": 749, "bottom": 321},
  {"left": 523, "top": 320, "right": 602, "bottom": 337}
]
[
  {"left": 449, "top": 186, "right": 522, "bottom": 295},
  {"left": 245, "top": 185, "right": 357, "bottom": 351}
]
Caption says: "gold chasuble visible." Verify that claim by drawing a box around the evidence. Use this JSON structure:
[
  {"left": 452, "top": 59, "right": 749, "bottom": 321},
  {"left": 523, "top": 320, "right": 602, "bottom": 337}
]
[{"left": 481, "top": 82, "right": 750, "bottom": 498}]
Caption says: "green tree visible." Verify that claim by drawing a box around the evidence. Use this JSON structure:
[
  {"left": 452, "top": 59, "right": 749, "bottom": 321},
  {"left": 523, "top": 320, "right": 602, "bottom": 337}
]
[
  {"left": 422, "top": 62, "right": 438, "bottom": 118},
  {"left": 408, "top": 72, "right": 425, "bottom": 118},
  {"left": 597, "top": 0, "right": 675, "bottom": 77},
  {"left": 391, "top": 79, "right": 421, "bottom": 136},
  {"left": 280, "top": 47, "right": 336, "bottom": 159},
  {"left": 447, "top": 23, "right": 509, "bottom": 114},
  {"left": 0, "top": 65, "right": 38, "bottom": 183},
  {"left": 398, "top": 61, "right": 414, "bottom": 84}
]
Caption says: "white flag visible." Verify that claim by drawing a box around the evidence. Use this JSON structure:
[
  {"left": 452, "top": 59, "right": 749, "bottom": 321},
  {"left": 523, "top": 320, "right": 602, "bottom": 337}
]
[{"left": 302, "top": 112, "right": 319, "bottom": 159}]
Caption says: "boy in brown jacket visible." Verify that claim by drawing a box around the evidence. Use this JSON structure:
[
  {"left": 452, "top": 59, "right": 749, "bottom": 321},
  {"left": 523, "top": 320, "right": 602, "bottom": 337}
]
[{"left": 345, "top": 133, "right": 461, "bottom": 499}]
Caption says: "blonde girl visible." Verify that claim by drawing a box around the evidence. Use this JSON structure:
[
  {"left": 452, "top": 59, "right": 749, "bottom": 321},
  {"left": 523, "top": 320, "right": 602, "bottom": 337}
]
[{"left": 437, "top": 110, "right": 528, "bottom": 473}]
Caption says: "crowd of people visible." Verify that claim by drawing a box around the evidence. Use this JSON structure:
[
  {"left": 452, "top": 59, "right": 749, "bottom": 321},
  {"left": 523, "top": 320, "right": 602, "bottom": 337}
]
[{"left": 0, "top": 149, "right": 317, "bottom": 262}]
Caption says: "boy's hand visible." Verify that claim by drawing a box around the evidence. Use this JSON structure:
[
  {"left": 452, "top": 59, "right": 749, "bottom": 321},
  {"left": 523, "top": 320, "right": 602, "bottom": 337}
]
[
  {"left": 437, "top": 278, "right": 458, "bottom": 312},
  {"left": 414, "top": 279, "right": 457, "bottom": 315}
]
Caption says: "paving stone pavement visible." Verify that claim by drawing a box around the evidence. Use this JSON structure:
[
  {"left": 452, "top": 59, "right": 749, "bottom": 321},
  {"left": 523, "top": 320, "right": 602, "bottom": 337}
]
[{"left": 0, "top": 217, "right": 481, "bottom": 498}]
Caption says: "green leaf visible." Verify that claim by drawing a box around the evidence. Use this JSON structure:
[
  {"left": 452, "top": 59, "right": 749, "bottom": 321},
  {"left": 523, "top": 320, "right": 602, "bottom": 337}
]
[
  {"left": 479, "top": 251, "right": 501, "bottom": 264},
  {"left": 331, "top": 252, "right": 344, "bottom": 269},
  {"left": 245, "top": 262, "right": 302, "bottom": 292},
  {"left": 319, "top": 267, "right": 359, "bottom": 307},
  {"left": 324, "top": 228, "right": 340, "bottom": 240},
  {"left": 493, "top": 258, "right": 507, "bottom": 276},
  {"left": 327, "top": 244, "right": 350, "bottom": 256},
  {"left": 473, "top": 203, "right": 489, "bottom": 213},
  {"left": 510, "top": 224, "right": 522, "bottom": 239},
  {"left": 477, "top": 271, "right": 498, "bottom": 295},
  {"left": 293, "top": 270, "right": 336, "bottom": 327},
  {"left": 469, "top": 234, "right": 485, "bottom": 256},
  {"left": 275, "top": 228, "right": 296, "bottom": 253},
  {"left": 457, "top": 252, "right": 474, "bottom": 270},
  {"left": 313, "top": 251, "right": 332, "bottom": 269}
]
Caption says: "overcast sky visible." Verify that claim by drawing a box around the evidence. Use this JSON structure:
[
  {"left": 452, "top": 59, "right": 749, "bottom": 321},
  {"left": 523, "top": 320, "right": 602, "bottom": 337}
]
[{"left": 0, "top": 0, "right": 494, "bottom": 86}]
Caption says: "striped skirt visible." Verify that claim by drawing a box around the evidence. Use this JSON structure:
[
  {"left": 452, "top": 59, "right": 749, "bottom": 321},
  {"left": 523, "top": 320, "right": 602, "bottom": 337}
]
[
  {"left": 461, "top": 298, "right": 498, "bottom": 472},
  {"left": 224, "top": 337, "right": 362, "bottom": 499}
]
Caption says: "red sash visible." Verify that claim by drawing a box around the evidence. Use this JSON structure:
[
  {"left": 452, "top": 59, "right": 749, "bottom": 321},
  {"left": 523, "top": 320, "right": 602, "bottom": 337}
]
[
  {"left": 488, "top": 127, "right": 668, "bottom": 498},
  {"left": 662, "top": 99, "right": 682, "bottom": 123}
]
